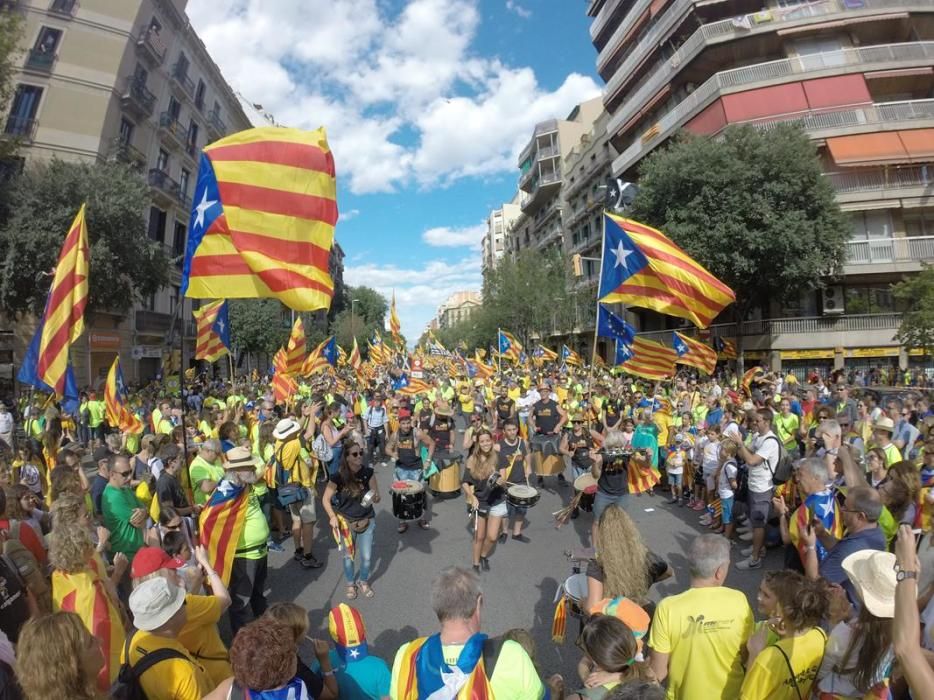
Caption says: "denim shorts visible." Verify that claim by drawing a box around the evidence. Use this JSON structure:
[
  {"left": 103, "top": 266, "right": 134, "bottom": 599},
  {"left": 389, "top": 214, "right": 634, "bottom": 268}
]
[
  {"left": 667, "top": 472, "right": 683, "bottom": 487},
  {"left": 507, "top": 501, "right": 527, "bottom": 518},
  {"left": 593, "top": 489, "right": 628, "bottom": 520},
  {"left": 720, "top": 496, "right": 734, "bottom": 524},
  {"left": 479, "top": 501, "right": 508, "bottom": 518}
]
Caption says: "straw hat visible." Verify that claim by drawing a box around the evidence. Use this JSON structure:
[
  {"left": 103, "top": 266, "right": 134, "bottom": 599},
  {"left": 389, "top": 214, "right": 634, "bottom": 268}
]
[
  {"left": 873, "top": 416, "right": 895, "bottom": 434},
  {"left": 223, "top": 446, "right": 262, "bottom": 470},
  {"left": 273, "top": 417, "right": 301, "bottom": 440},
  {"left": 841, "top": 550, "right": 897, "bottom": 618}
]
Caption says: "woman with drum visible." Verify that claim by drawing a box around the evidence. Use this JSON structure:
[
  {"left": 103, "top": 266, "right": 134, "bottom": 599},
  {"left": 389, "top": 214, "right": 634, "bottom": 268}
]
[
  {"left": 461, "top": 428, "right": 506, "bottom": 572},
  {"left": 386, "top": 408, "right": 434, "bottom": 533},
  {"left": 427, "top": 401, "right": 461, "bottom": 499},
  {"left": 495, "top": 418, "right": 534, "bottom": 543},
  {"left": 322, "top": 439, "right": 381, "bottom": 599}
]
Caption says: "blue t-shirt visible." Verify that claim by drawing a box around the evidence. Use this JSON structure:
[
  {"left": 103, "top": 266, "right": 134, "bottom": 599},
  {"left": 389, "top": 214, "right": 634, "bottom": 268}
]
[
  {"left": 819, "top": 526, "right": 887, "bottom": 606},
  {"left": 315, "top": 650, "right": 391, "bottom": 700}
]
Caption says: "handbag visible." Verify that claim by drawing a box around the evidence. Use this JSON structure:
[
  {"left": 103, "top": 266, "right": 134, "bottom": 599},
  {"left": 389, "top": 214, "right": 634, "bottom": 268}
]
[
  {"left": 312, "top": 433, "right": 333, "bottom": 462},
  {"left": 274, "top": 447, "right": 309, "bottom": 508}
]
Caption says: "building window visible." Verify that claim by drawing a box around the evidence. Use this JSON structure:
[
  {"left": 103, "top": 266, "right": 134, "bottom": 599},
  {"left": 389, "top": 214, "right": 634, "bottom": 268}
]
[
  {"left": 167, "top": 96, "right": 181, "bottom": 122},
  {"left": 148, "top": 206, "right": 167, "bottom": 243},
  {"left": 172, "top": 222, "right": 186, "bottom": 258},
  {"left": 194, "top": 79, "right": 205, "bottom": 110},
  {"left": 4, "top": 85, "right": 42, "bottom": 136},
  {"left": 175, "top": 51, "right": 189, "bottom": 78},
  {"left": 27, "top": 27, "right": 61, "bottom": 70},
  {"left": 844, "top": 285, "right": 906, "bottom": 315},
  {"left": 179, "top": 168, "right": 190, "bottom": 197},
  {"left": 905, "top": 211, "right": 934, "bottom": 238},
  {"left": 850, "top": 210, "right": 892, "bottom": 240},
  {"left": 186, "top": 121, "right": 198, "bottom": 155},
  {"left": 170, "top": 286, "right": 180, "bottom": 314},
  {"left": 156, "top": 148, "right": 169, "bottom": 172},
  {"left": 119, "top": 117, "right": 134, "bottom": 145}
]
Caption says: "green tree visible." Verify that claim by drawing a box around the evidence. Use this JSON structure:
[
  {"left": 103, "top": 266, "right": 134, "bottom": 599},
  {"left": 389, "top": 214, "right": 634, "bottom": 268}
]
[
  {"left": 0, "top": 8, "right": 23, "bottom": 162},
  {"left": 630, "top": 124, "right": 849, "bottom": 373},
  {"left": 332, "top": 285, "right": 387, "bottom": 350},
  {"left": 229, "top": 299, "right": 290, "bottom": 357},
  {"left": 0, "top": 159, "right": 170, "bottom": 317},
  {"left": 893, "top": 265, "right": 934, "bottom": 355}
]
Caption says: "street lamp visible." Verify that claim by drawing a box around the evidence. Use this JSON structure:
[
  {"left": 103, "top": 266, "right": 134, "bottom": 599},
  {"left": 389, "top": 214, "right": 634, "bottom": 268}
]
[{"left": 350, "top": 298, "right": 360, "bottom": 339}]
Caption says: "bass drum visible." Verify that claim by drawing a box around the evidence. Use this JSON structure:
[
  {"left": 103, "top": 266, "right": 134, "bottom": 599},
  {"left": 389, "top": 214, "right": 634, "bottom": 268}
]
[{"left": 429, "top": 454, "right": 462, "bottom": 499}]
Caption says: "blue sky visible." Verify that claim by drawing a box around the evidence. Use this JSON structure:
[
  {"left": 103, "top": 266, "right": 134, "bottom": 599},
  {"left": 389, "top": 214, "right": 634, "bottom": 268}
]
[{"left": 188, "top": 0, "right": 602, "bottom": 339}]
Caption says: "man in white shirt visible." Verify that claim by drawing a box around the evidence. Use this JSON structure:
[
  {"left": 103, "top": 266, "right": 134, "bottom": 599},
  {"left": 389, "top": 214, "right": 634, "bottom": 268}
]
[
  {"left": 0, "top": 403, "right": 13, "bottom": 450},
  {"left": 730, "top": 408, "right": 779, "bottom": 571}
]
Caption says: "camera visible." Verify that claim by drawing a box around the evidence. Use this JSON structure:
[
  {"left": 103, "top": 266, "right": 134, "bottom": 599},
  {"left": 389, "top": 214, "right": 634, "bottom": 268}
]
[{"left": 814, "top": 436, "right": 825, "bottom": 451}]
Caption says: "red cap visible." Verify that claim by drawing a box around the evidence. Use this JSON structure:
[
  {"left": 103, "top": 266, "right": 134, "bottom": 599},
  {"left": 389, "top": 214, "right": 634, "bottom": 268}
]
[
  {"left": 398, "top": 408, "right": 412, "bottom": 419},
  {"left": 131, "top": 546, "right": 185, "bottom": 579}
]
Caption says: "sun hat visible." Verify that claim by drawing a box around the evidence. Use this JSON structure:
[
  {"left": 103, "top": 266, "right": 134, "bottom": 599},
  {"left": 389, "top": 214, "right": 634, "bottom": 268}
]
[
  {"left": 224, "top": 446, "right": 262, "bottom": 470},
  {"left": 841, "top": 550, "right": 897, "bottom": 618},
  {"left": 131, "top": 546, "right": 185, "bottom": 579},
  {"left": 273, "top": 417, "right": 301, "bottom": 440},
  {"left": 873, "top": 416, "right": 895, "bottom": 434},
  {"left": 328, "top": 603, "right": 369, "bottom": 662},
  {"left": 128, "top": 577, "right": 186, "bottom": 631}
]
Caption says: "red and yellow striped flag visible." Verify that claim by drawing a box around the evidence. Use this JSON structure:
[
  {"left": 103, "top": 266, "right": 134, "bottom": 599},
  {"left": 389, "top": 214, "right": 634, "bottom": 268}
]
[
  {"left": 104, "top": 356, "right": 144, "bottom": 434},
  {"left": 390, "top": 291, "right": 402, "bottom": 345},
  {"left": 36, "top": 204, "right": 90, "bottom": 397},
  {"left": 198, "top": 479, "right": 249, "bottom": 586},
  {"left": 181, "top": 127, "right": 337, "bottom": 311},
  {"left": 285, "top": 317, "right": 306, "bottom": 374},
  {"left": 349, "top": 337, "right": 362, "bottom": 374},
  {"left": 599, "top": 213, "right": 735, "bottom": 329},
  {"left": 272, "top": 348, "right": 297, "bottom": 404},
  {"left": 193, "top": 300, "right": 230, "bottom": 361},
  {"left": 673, "top": 331, "right": 717, "bottom": 375},
  {"left": 621, "top": 337, "right": 677, "bottom": 380}
]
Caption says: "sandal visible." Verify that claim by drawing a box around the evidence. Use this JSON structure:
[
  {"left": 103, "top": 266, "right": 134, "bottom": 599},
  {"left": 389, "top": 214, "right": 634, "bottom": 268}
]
[
  {"left": 346, "top": 585, "right": 358, "bottom": 600},
  {"left": 397, "top": 522, "right": 408, "bottom": 533},
  {"left": 418, "top": 520, "right": 430, "bottom": 530},
  {"left": 358, "top": 582, "right": 374, "bottom": 598}
]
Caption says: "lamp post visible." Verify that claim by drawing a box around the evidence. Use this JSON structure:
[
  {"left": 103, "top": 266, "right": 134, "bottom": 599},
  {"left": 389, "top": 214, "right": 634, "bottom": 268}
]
[{"left": 350, "top": 298, "right": 360, "bottom": 340}]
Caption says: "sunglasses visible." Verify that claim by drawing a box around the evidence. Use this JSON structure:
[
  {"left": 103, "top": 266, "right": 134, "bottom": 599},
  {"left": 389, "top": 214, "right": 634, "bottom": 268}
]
[
  {"left": 115, "top": 470, "right": 133, "bottom": 478},
  {"left": 348, "top": 450, "right": 362, "bottom": 457}
]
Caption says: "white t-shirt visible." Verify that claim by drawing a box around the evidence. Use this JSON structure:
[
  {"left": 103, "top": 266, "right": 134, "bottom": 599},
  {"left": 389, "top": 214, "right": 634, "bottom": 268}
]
[
  {"left": 722, "top": 420, "right": 742, "bottom": 443},
  {"left": 0, "top": 412, "right": 13, "bottom": 435},
  {"left": 701, "top": 438, "right": 721, "bottom": 474},
  {"left": 718, "top": 460, "right": 738, "bottom": 499},
  {"left": 666, "top": 448, "right": 686, "bottom": 475},
  {"left": 747, "top": 431, "right": 779, "bottom": 494}
]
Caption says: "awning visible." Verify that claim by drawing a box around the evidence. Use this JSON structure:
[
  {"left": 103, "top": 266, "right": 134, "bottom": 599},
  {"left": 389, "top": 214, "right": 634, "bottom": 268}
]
[
  {"left": 898, "top": 128, "right": 934, "bottom": 161},
  {"left": 826, "top": 132, "right": 909, "bottom": 166}
]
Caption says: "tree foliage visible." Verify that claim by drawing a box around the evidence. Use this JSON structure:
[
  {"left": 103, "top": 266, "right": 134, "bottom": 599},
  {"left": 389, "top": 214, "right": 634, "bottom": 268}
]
[
  {"left": 631, "top": 124, "right": 849, "bottom": 323},
  {"left": 0, "top": 8, "right": 23, "bottom": 162},
  {"left": 0, "top": 159, "right": 170, "bottom": 317},
  {"left": 332, "top": 285, "right": 387, "bottom": 350},
  {"left": 229, "top": 299, "right": 289, "bottom": 356},
  {"left": 893, "top": 266, "right": 934, "bottom": 354}
]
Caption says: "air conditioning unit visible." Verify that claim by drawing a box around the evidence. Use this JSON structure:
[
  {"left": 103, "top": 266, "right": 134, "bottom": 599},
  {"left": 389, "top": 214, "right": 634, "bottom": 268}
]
[{"left": 822, "top": 285, "right": 845, "bottom": 315}]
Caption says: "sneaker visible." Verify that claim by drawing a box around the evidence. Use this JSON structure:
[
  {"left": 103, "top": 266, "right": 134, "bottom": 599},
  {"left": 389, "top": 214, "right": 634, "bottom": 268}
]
[
  {"left": 480, "top": 556, "right": 491, "bottom": 572},
  {"left": 740, "top": 546, "right": 754, "bottom": 557},
  {"left": 738, "top": 531, "right": 754, "bottom": 542},
  {"left": 736, "top": 525, "right": 751, "bottom": 534},
  {"left": 267, "top": 539, "right": 285, "bottom": 553},
  {"left": 692, "top": 502, "right": 706, "bottom": 511},
  {"left": 293, "top": 547, "right": 304, "bottom": 562},
  {"left": 300, "top": 554, "right": 324, "bottom": 569},
  {"left": 512, "top": 533, "right": 530, "bottom": 543},
  {"left": 699, "top": 515, "right": 712, "bottom": 526},
  {"left": 735, "top": 557, "right": 762, "bottom": 571},
  {"left": 498, "top": 532, "right": 507, "bottom": 544}
]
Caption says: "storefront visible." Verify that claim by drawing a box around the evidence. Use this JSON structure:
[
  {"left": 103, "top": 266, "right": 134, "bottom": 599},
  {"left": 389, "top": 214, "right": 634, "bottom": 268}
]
[
  {"left": 780, "top": 349, "right": 835, "bottom": 382},
  {"left": 844, "top": 347, "right": 900, "bottom": 376}
]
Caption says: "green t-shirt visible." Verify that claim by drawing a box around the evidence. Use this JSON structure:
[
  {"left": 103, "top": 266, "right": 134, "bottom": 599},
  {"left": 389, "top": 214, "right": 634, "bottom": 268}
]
[
  {"left": 101, "top": 484, "right": 144, "bottom": 557},
  {"left": 238, "top": 486, "right": 269, "bottom": 559},
  {"left": 87, "top": 400, "right": 106, "bottom": 428},
  {"left": 189, "top": 455, "right": 225, "bottom": 505},
  {"left": 878, "top": 505, "right": 897, "bottom": 546},
  {"left": 774, "top": 413, "right": 800, "bottom": 450},
  {"left": 125, "top": 433, "right": 141, "bottom": 455}
]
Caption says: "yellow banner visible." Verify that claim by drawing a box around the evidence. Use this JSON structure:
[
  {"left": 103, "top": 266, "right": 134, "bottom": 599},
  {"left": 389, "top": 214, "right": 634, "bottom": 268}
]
[
  {"left": 780, "top": 349, "right": 835, "bottom": 360},
  {"left": 847, "top": 347, "right": 900, "bottom": 358}
]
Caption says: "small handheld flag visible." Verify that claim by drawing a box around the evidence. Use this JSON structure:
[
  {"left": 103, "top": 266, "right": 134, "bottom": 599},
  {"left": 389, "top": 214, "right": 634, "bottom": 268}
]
[
  {"left": 673, "top": 331, "right": 717, "bottom": 375},
  {"left": 498, "top": 330, "right": 522, "bottom": 363},
  {"left": 562, "top": 345, "right": 582, "bottom": 366},
  {"left": 713, "top": 336, "right": 738, "bottom": 359},
  {"left": 105, "top": 356, "right": 144, "bottom": 434},
  {"left": 285, "top": 317, "right": 306, "bottom": 374},
  {"left": 618, "top": 337, "right": 677, "bottom": 380},
  {"left": 389, "top": 292, "right": 402, "bottom": 345},
  {"left": 193, "top": 300, "right": 230, "bottom": 361}
]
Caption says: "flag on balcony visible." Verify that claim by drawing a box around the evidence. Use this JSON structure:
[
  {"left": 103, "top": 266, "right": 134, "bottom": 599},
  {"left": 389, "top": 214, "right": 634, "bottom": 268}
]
[
  {"left": 618, "top": 337, "right": 677, "bottom": 380},
  {"left": 104, "top": 356, "right": 144, "bottom": 434},
  {"left": 284, "top": 317, "right": 306, "bottom": 374},
  {"left": 181, "top": 126, "right": 338, "bottom": 311},
  {"left": 673, "top": 331, "right": 717, "bottom": 375},
  {"left": 713, "top": 336, "right": 738, "bottom": 359},
  {"left": 192, "top": 300, "right": 230, "bottom": 362},
  {"left": 598, "top": 213, "right": 735, "bottom": 329},
  {"left": 597, "top": 304, "right": 635, "bottom": 345},
  {"left": 389, "top": 291, "right": 402, "bottom": 345},
  {"left": 562, "top": 345, "right": 582, "bottom": 366},
  {"left": 34, "top": 204, "right": 90, "bottom": 398},
  {"left": 498, "top": 330, "right": 522, "bottom": 363}
]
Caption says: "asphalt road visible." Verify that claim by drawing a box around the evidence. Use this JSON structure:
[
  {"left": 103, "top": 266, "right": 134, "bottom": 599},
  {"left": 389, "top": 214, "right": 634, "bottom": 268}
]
[{"left": 264, "top": 448, "right": 775, "bottom": 686}]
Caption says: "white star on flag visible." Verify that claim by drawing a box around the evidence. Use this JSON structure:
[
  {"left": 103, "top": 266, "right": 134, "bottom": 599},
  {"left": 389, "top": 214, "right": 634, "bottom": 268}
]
[
  {"left": 216, "top": 480, "right": 234, "bottom": 497},
  {"left": 216, "top": 319, "right": 224, "bottom": 334},
  {"left": 193, "top": 188, "right": 217, "bottom": 230},
  {"left": 612, "top": 240, "right": 632, "bottom": 268},
  {"left": 348, "top": 648, "right": 360, "bottom": 659}
]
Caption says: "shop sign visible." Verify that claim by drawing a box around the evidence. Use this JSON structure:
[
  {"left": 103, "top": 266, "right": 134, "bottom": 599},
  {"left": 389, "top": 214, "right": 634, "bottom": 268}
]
[
  {"left": 780, "top": 349, "right": 835, "bottom": 360},
  {"left": 89, "top": 332, "right": 121, "bottom": 351}
]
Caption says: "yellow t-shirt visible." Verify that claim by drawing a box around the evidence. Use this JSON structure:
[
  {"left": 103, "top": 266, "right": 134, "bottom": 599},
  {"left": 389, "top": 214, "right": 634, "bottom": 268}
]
[
  {"left": 124, "top": 630, "right": 214, "bottom": 700},
  {"left": 648, "top": 586, "right": 754, "bottom": 700},
  {"left": 740, "top": 627, "right": 827, "bottom": 700},
  {"left": 176, "top": 594, "right": 231, "bottom": 688},
  {"left": 774, "top": 413, "right": 800, "bottom": 450},
  {"left": 274, "top": 437, "right": 315, "bottom": 487},
  {"left": 458, "top": 393, "right": 475, "bottom": 414}
]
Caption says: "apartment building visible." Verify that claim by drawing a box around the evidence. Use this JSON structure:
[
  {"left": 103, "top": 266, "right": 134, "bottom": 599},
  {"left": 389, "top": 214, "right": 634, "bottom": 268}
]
[
  {"left": 587, "top": 0, "right": 934, "bottom": 377},
  {"left": 1, "top": 0, "right": 252, "bottom": 385},
  {"left": 436, "top": 291, "right": 482, "bottom": 330},
  {"left": 481, "top": 195, "right": 520, "bottom": 276}
]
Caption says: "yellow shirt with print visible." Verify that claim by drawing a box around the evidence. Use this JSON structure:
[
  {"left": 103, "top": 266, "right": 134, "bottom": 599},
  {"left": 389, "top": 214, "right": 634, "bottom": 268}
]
[
  {"left": 274, "top": 437, "right": 315, "bottom": 487},
  {"left": 648, "top": 586, "right": 753, "bottom": 700},
  {"left": 124, "top": 630, "right": 214, "bottom": 700},
  {"left": 740, "top": 627, "right": 826, "bottom": 700},
  {"left": 176, "top": 594, "right": 231, "bottom": 688}
]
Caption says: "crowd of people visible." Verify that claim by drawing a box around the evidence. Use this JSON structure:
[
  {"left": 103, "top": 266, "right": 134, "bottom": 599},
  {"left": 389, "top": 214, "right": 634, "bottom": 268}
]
[{"left": 0, "top": 360, "right": 932, "bottom": 699}]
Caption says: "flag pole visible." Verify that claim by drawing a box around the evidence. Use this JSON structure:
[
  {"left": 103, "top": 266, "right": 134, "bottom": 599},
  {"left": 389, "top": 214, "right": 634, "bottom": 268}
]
[
  {"left": 590, "top": 212, "right": 609, "bottom": 384},
  {"left": 178, "top": 307, "right": 191, "bottom": 477},
  {"left": 497, "top": 328, "right": 502, "bottom": 381}
]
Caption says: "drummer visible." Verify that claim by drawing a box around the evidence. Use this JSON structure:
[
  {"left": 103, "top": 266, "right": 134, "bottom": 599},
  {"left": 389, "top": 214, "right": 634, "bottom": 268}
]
[
  {"left": 494, "top": 418, "right": 532, "bottom": 543},
  {"left": 427, "top": 401, "right": 457, "bottom": 468},
  {"left": 461, "top": 428, "right": 506, "bottom": 572},
  {"left": 560, "top": 413, "right": 603, "bottom": 520},
  {"left": 529, "top": 380, "right": 568, "bottom": 487},
  {"left": 385, "top": 408, "right": 434, "bottom": 533},
  {"left": 590, "top": 431, "right": 631, "bottom": 545}
]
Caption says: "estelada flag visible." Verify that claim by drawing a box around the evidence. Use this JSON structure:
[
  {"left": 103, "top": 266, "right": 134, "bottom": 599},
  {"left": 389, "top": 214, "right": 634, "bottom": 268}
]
[
  {"left": 104, "top": 355, "right": 144, "bottom": 434},
  {"left": 53, "top": 554, "right": 126, "bottom": 691},
  {"left": 498, "top": 330, "right": 522, "bottom": 363},
  {"left": 598, "top": 213, "right": 734, "bottom": 329},
  {"left": 390, "top": 291, "right": 402, "bottom": 345},
  {"left": 673, "top": 331, "right": 717, "bottom": 375},
  {"left": 285, "top": 317, "right": 306, "bottom": 374},
  {"left": 349, "top": 337, "right": 362, "bottom": 374},
  {"left": 193, "top": 299, "right": 230, "bottom": 361},
  {"left": 198, "top": 478, "right": 249, "bottom": 586},
  {"left": 562, "top": 344, "right": 582, "bottom": 366},
  {"left": 620, "top": 337, "right": 677, "bottom": 380},
  {"left": 181, "top": 127, "right": 337, "bottom": 311},
  {"left": 272, "top": 348, "right": 297, "bottom": 403}
]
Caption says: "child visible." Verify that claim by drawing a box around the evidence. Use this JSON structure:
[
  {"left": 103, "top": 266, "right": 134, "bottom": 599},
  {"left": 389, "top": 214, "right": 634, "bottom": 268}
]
[
  {"left": 697, "top": 425, "right": 721, "bottom": 524},
  {"left": 665, "top": 434, "right": 688, "bottom": 506},
  {"left": 161, "top": 529, "right": 203, "bottom": 594},
  {"left": 714, "top": 440, "right": 739, "bottom": 539}
]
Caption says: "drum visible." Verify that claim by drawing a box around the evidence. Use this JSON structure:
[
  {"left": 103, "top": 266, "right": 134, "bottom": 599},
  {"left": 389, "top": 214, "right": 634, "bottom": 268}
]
[
  {"left": 560, "top": 573, "right": 590, "bottom": 618},
  {"left": 534, "top": 453, "right": 565, "bottom": 476},
  {"left": 506, "top": 484, "right": 540, "bottom": 509},
  {"left": 391, "top": 480, "right": 426, "bottom": 521},
  {"left": 573, "top": 473, "right": 598, "bottom": 495},
  {"left": 429, "top": 455, "right": 462, "bottom": 499}
]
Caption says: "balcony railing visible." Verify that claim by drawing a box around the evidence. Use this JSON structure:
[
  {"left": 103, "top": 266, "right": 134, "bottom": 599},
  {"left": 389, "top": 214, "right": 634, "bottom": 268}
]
[
  {"left": 107, "top": 137, "right": 146, "bottom": 168},
  {"left": 845, "top": 236, "right": 934, "bottom": 265},
  {"left": 536, "top": 144, "right": 559, "bottom": 160},
  {"left": 207, "top": 109, "right": 226, "bottom": 137},
  {"left": 171, "top": 62, "right": 195, "bottom": 99},
  {"left": 136, "top": 27, "right": 166, "bottom": 65},
  {"left": 590, "top": 0, "right": 624, "bottom": 42},
  {"left": 826, "top": 165, "right": 934, "bottom": 194},
  {"left": 148, "top": 168, "right": 182, "bottom": 203},
  {"left": 158, "top": 112, "right": 186, "bottom": 147},
  {"left": 733, "top": 99, "right": 934, "bottom": 136},
  {"left": 25, "top": 48, "right": 56, "bottom": 72},
  {"left": 3, "top": 115, "right": 37, "bottom": 140},
  {"left": 49, "top": 0, "right": 77, "bottom": 16},
  {"left": 612, "top": 41, "right": 934, "bottom": 174},
  {"left": 596, "top": 0, "right": 653, "bottom": 75},
  {"left": 120, "top": 75, "right": 156, "bottom": 117}
]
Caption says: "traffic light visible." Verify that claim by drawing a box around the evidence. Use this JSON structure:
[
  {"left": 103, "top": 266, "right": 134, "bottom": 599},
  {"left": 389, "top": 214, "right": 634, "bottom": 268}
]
[{"left": 571, "top": 254, "right": 583, "bottom": 277}]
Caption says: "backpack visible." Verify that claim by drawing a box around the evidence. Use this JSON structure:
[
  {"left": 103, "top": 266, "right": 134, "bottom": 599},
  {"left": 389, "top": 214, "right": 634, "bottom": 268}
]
[
  {"left": 110, "top": 631, "right": 188, "bottom": 700},
  {"left": 312, "top": 433, "right": 333, "bottom": 462},
  {"left": 762, "top": 435, "right": 794, "bottom": 485},
  {"left": 2, "top": 521, "right": 51, "bottom": 613}
]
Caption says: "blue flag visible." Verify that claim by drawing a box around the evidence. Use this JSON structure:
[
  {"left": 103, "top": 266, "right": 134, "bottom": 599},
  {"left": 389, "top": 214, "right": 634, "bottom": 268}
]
[
  {"left": 672, "top": 332, "right": 690, "bottom": 357},
  {"left": 392, "top": 373, "right": 410, "bottom": 391},
  {"left": 614, "top": 340, "right": 633, "bottom": 366},
  {"left": 323, "top": 336, "right": 337, "bottom": 365},
  {"left": 213, "top": 300, "right": 231, "bottom": 350},
  {"left": 597, "top": 305, "right": 635, "bottom": 345},
  {"left": 18, "top": 320, "right": 80, "bottom": 414}
]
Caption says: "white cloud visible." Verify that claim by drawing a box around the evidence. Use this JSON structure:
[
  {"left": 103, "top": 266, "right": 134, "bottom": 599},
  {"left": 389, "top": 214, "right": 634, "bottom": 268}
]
[
  {"left": 506, "top": 0, "right": 532, "bottom": 19},
  {"left": 340, "top": 209, "right": 361, "bottom": 222},
  {"left": 344, "top": 257, "right": 482, "bottom": 340},
  {"left": 422, "top": 223, "right": 486, "bottom": 248}
]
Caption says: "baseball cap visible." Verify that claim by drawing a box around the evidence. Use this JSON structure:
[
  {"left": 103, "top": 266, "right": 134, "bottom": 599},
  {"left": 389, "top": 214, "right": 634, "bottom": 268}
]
[
  {"left": 131, "top": 546, "right": 185, "bottom": 579},
  {"left": 328, "top": 603, "right": 369, "bottom": 661},
  {"left": 398, "top": 408, "right": 412, "bottom": 419},
  {"left": 128, "top": 577, "right": 186, "bottom": 631}
]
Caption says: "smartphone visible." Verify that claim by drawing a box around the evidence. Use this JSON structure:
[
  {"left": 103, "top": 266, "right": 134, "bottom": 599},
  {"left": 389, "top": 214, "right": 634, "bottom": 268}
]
[{"left": 913, "top": 527, "right": 924, "bottom": 552}]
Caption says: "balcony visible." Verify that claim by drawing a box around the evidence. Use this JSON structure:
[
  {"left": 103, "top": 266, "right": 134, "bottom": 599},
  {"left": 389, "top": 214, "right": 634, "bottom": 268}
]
[
  {"left": 520, "top": 170, "right": 562, "bottom": 211},
  {"left": 612, "top": 41, "right": 934, "bottom": 175},
  {"left": 2, "top": 115, "right": 37, "bottom": 141},
  {"left": 48, "top": 0, "right": 77, "bottom": 17},
  {"left": 158, "top": 111, "right": 186, "bottom": 149},
  {"left": 170, "top": 62, "right": 195, "bottom": 100},
  {"left": 148, "top": 168, "right": 182, "bottom": 207},
  {"left": 206, "top": 109, "right": 226, "bottom": 138},
  {"left": 107, "top": 138, "right": 146, "bottom": 169},
  {"left": 843, "top": 235, "right": 934, "bottom": 273},
  {"left": 135, "top": 310, "right": 172, "bottom": 333},
  {"left": 24, "top": 48, "right": 56, "bottom": 73},
  {"left": 826, "top": 165, "right": 934, "bottom": 205},
  {"left": 120, "top": 76, "right": 156, "bottom": 118},
  {"left": 135, "top": 27, "right": 166, "bottom": 66},
  {"left": 518, "top": 119, "right": 558, "bottom": 164}
]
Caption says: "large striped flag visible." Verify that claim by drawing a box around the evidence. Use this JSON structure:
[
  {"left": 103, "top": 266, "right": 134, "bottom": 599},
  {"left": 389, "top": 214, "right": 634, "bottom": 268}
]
[
  {"left": 302, "top": 335, "right": 337, "bottom": 376},
  {"left": 181, "top": 127, "right": 337, "bottom": 311},
  {"left": 619, "top": 337, "right": 677, "bottom": 380},
  {"left": 598, "top": 213, "right": 735, "bottom": 328},
  {"left": 35, "top": 204, "right": 90, "bottom": 397},
  {"left": 198, "top": 478, "right": 249, "bottom": 586},
  {"left": 713, "top": 336, "right": 737, "bottom": 360},
  {"left": 672, "top": 331, "right": 717, "bottom": 375},
  {"left": 396, "top": 376, "right": 433, "bottom": 396},
  {"left": 53, "top": 555, "right": 126, "bottom": 691},
  {"left": 349, "top": 337, "right": 362, "bottom": 374},
  {"left": 498, "top": 330, "right": 522, "bottom": 363},
  {"left": 104, "top": 356, "right": 144, "bottom": 434},
  {"left": 562, "top": 344, "right": 582, "bottom": 366},
  {"left": 193, "top": 300, "right": 230, "bottom": 361},
  {"left": 535, "top": 345, "right": 559, "bottom": 362},
  {"left": 390, "top": 291, "right": 402, "bottom": 345},
  {"left": 272, "top": 348, "right": 297, "bottom": 403},
  {"left": 285, "top": 317, "right": 306, "bottom": 374}
]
